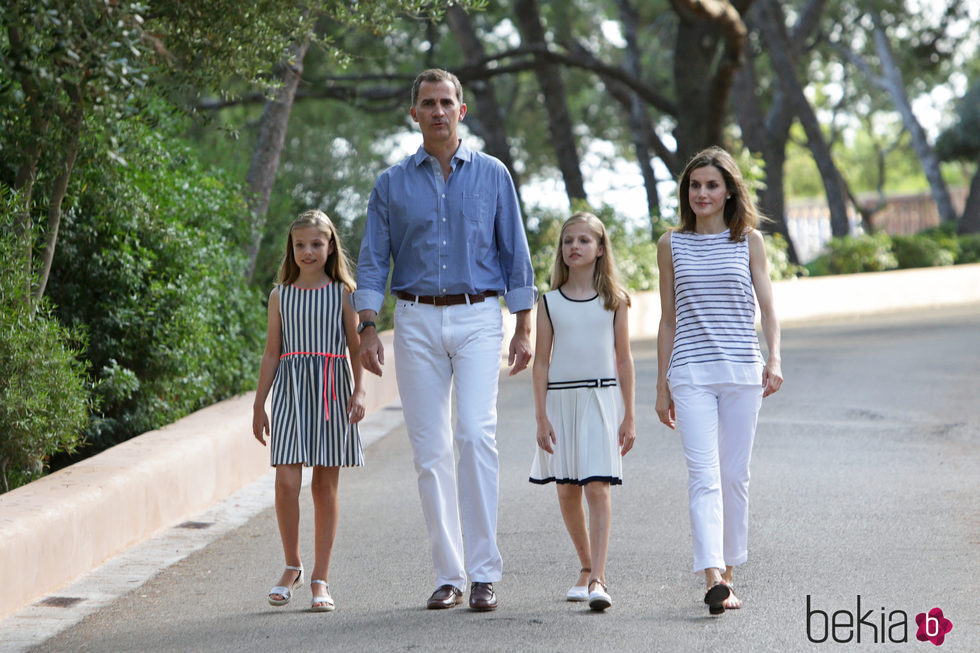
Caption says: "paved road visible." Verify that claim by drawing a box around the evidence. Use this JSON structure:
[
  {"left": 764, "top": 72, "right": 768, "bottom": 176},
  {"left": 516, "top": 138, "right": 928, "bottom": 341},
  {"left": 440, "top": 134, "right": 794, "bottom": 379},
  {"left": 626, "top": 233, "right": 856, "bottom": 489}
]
[{"left": 26, "top": 307, "right": 980, "bottom": 652}]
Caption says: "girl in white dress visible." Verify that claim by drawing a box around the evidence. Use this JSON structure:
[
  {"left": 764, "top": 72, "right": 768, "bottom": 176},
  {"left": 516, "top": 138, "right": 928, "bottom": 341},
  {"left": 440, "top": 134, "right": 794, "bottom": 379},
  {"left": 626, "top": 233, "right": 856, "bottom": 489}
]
[{"left": 529, "top": 212, "right": 636, "bottom": 611}]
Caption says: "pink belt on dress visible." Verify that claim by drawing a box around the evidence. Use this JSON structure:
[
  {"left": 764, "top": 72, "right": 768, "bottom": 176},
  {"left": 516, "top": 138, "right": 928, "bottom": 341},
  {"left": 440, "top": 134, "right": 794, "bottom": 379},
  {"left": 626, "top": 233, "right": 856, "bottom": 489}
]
[{"left": 279, "top": 351, "right": 348, "bottom": 420}]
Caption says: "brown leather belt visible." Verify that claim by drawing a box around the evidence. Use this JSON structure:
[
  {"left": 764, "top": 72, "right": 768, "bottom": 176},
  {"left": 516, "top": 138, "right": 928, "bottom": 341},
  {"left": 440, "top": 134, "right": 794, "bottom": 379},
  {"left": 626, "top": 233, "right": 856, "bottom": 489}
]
[{"left": 396, "top": 290, "right": 498, "bottom": 306}]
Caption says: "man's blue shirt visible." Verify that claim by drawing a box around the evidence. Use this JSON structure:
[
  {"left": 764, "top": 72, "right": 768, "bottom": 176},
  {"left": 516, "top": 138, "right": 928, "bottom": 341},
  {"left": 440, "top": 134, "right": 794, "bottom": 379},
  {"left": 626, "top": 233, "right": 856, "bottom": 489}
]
[{"left": 353, "top": 142, "right": 537, "bottom": 314}]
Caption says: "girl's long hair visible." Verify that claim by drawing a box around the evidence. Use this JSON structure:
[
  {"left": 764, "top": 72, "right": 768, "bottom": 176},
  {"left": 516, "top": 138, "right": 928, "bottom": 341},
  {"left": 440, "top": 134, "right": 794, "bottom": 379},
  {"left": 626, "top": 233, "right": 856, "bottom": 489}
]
[
  {"left": 550, "top": 211, "right": 630, "bottom": 312},
  {"left": 276, "top": 210, "right": 356, "bottom": 291},
  {"left": 677, "top": 146, "right": 761, "bottom": 242}
]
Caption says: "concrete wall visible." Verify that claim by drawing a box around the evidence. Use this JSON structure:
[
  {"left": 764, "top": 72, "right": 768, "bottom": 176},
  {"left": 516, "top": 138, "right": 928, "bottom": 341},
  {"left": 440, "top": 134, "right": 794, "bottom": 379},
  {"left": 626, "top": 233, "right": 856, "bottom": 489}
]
[{"left": 2, "top": 264, "right": 978, "bottom": 619}]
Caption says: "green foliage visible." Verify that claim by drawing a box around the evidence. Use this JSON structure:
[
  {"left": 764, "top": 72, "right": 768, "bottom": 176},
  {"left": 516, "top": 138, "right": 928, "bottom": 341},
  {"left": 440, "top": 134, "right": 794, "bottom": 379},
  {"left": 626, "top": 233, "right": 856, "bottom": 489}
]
[
  {"left": 956, "top": 234, "right": 980, "bottom": 264},
  {"left": 805, "top": 233, "right": 899, "bottom": 275},
  {"left": 936, "top": 81, "right": 980, "bottom": 162},
  {"left": 889, "top": 234, "right": 955, "bottom": 269},
  {"left": 764, "top": 233, "right": 806, "bottom": 280},
  {"left": 44, "top": 110, "right": 264, "bottom": 457},
  {"left": 805, "top": 226, "right": 980, "bottom": 275},
  {"left": 526, "top": 204, "right": 659, "bottom": 295},
  {"left": 0, "top": 187, "right": 91, "bottom": 493}
]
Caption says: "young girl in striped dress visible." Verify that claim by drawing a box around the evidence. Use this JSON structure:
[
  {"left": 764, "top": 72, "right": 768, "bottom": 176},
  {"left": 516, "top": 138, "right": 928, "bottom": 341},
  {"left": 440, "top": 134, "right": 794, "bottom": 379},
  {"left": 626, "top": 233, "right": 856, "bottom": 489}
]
[
  {"left": 253, "top": 209, "right": 366, "bottom": 612},
  {"left": 655, "top": 147, "right": 783, "bottom": 615},
  {"left": 529, "top": 212, "right": 636, "bottom": 612}
]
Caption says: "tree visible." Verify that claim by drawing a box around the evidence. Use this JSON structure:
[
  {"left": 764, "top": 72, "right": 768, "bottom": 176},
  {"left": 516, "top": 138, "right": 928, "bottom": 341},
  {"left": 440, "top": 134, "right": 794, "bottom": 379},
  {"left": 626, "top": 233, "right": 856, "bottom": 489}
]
[
  {"left": 746, "top": 0, "right": 851, "bottom": 239},
  {"left": 936, "top": 81, "right": 980, "bottom": 233},
  {"left": 830, "top": 2, "right": 976, "bottom": 227},
  {"left": 514, "top": 0, "right": 587, "bottom": 203}
]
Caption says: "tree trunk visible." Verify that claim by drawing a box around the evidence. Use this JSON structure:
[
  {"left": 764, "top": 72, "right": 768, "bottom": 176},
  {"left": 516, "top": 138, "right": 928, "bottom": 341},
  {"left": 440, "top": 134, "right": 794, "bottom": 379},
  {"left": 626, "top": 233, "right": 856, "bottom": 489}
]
[
  {"left": 958, "top": 157, "right": 980, "bottom": 234},
  {"left": 245, "top": 38, "right": 311, "bottom": 282},
  {"left": 733, "top": 51, "right": 800, "bottom": 263},
  {"left": 614, "top": 0, "right": 662, "bottom": 233},
  {"left": 871, "top": 14, "right": 956, "bottom": 225},
  {"left": 755, "top": 0, "right": 850, "bottom": 237},
  {"left": 514, "top": 0, "right": 587, "bottom": 203},
  {"left": 446, "top": 5, "right": 524, "bottom": 202},
  {"left": 33, "top": 90, "right": 84, "bottom": 302},
  {"left": 670, "top": 0, "right": 750, "bottom": 164},
  {"left": 7, "top": 24, "right": 48, "bottom": 296}
]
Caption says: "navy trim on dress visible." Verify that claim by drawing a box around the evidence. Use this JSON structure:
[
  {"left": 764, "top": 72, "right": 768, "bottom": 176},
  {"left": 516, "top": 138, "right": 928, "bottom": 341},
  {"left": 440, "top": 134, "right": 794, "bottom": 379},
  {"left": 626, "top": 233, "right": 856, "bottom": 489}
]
[
  {"left": 529, "top": 475, "right": 623, "bottom": 486},
  {"left": 547, "top": 378, "right": 617, "bottom": 390}
]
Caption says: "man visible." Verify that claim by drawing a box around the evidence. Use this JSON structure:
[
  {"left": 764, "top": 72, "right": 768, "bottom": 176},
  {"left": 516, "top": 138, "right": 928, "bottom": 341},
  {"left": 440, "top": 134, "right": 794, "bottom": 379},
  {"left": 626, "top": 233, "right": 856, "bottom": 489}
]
[{"left": 353, "top": 69, "right": 535, "bottom": 611}]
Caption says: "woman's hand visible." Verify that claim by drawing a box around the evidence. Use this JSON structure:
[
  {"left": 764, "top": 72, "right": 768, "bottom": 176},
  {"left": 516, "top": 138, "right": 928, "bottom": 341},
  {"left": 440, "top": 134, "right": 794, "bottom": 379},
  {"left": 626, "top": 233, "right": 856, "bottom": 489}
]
[
  {"left": 619, "top": 417, "right": 636, "bottom": 455},
  {"left": 655, "top": 387, "right": 675, "bottom": 429},
  {"left": 763, "top": 359, "right": 783, "bottom": 398},
  {"left": 253, "top": 406, "right": 270, "bottom": 445},
  {"left": 536, "top": 419, "right": 557, "bottom": 454}
]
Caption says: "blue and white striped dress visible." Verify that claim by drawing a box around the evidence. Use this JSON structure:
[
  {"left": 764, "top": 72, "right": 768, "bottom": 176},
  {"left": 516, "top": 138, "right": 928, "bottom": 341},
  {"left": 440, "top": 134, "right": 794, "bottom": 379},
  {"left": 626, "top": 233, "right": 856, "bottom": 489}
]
[
  {"left": 270, "top": 282, "right": 364, "bottom": 467},
  {"left": 668, "top": 229, "right": 763, "bottom": 386}
]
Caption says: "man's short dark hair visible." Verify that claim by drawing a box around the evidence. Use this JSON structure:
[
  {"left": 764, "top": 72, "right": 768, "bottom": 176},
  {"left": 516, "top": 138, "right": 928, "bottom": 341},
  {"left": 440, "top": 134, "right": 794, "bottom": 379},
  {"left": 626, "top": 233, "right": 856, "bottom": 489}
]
[{"left": 411, "top": 69, "right": 464, "bottom": 107}]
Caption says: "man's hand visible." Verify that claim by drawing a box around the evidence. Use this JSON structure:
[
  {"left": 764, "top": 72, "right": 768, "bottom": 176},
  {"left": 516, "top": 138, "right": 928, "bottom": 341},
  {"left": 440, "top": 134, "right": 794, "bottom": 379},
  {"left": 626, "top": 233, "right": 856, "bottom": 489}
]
[
  {"left": 359, "top": 329, "right": 385, "bottom": 377},
  {"left": 508, "top": 330, "right": 531, "bottom": 376}
]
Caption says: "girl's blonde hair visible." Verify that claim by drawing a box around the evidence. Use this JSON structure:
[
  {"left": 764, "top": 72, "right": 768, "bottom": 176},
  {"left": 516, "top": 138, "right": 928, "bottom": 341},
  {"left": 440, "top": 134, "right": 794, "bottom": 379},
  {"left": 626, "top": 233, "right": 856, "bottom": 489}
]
[
  {"left": 277, "top": 210, "right": 356, "bottom": 292},
  {"left": 550, "top": 211, "right": 630, "bottom": 312},
  {"left": 677, "top": 146, "right": 761, "bottom": 242}
]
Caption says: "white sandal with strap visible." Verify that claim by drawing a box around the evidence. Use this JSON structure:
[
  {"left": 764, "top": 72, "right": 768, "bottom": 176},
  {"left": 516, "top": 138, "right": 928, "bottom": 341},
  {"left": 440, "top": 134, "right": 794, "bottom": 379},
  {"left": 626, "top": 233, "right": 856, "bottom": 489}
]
[
  {"left": 268, "top": 565, "right": 303, "bottom": 606},
  {"left": 588, "top": 578, "right": 611, "bottom": 611},
  {"left": 310, "top": 579, "right": 335, "bottom": 612}
]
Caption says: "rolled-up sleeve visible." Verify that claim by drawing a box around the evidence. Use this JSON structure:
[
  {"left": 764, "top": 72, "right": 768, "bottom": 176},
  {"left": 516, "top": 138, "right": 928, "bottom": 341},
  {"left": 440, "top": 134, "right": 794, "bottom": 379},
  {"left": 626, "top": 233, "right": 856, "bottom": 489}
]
[
  {"left": 494, "top": 165, "right": 537, "bottom": 313},
  {"left": 352, "top": 174, "right": 391, "bottom": 313}
]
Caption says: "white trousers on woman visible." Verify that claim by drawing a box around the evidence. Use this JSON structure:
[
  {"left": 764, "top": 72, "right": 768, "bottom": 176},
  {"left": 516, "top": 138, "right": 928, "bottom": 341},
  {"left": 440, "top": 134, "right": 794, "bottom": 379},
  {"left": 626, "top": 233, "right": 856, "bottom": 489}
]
[
  {"left": 670, "top": 380, "right": 763, "bottom": 575},
  {"left": 393, "top": 297, "right": 504, "bottom": 591}
]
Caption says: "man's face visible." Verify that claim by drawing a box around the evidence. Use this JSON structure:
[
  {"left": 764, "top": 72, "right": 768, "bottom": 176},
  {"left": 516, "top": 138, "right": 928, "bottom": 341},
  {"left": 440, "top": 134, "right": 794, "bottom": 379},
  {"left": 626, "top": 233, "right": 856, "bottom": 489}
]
[{"left": 411, "top": 80, "right": 466, "bottom": 145}]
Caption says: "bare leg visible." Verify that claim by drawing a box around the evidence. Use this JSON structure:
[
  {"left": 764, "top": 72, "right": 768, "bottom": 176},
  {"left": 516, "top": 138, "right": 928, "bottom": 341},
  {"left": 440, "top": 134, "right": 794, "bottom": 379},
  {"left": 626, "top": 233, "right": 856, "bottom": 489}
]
[
  {"left": 272, "top": 464, "right": 303, "bottom": 600},
  {"left": 704, "top": 567, "right": 723, "bottom": 590},
  {"left": 556, "top": 483, "right": 591, "bottom": 587},
  {"left": 583, "top": 482, "right": 611, "bottom": 585},
  {"left": 310, "top": 466, "right": 340, "bottom": 600},
  {"left": 721, "top": 565, "right": 741, "bottom": 609}
]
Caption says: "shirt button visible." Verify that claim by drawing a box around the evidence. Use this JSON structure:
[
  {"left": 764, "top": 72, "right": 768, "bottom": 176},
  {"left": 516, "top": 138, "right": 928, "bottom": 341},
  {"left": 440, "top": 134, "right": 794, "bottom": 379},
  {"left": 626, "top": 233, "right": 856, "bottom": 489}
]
[
  {"left": 442, "top": 194, "right": 446, "bottom": 198},
  {"left": 442, "top": 265, "right": 447, "bottom": 269},
  {"left": 442, "top": 218, "right": 446, "bottom": 222},
  {"left": 442, "top": 241, "right": 447, "bottom": 245}
]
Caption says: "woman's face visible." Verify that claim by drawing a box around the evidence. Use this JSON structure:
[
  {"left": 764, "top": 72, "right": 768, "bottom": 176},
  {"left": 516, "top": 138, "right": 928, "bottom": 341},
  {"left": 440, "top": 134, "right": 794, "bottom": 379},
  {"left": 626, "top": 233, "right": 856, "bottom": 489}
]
[{"left": 688, "top": 165, "right": 729, "bottom": 223}]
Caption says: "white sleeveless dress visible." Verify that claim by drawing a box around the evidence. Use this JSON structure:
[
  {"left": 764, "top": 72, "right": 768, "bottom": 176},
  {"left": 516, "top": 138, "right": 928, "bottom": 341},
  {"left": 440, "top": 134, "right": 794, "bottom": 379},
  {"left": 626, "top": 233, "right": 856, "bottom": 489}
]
[{"left": 529, "top": 289, "right": 623, "bottom": 486}]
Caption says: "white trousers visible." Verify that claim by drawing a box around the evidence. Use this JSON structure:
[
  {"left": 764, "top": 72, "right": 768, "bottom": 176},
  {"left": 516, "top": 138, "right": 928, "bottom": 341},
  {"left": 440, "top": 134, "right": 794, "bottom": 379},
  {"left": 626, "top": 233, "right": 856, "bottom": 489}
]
[
  {"left": 393, "top": 298, "right": 504, "bottom": 590},
  {"left": 670, "top": 381, "right": 763, "bottom": 575}
]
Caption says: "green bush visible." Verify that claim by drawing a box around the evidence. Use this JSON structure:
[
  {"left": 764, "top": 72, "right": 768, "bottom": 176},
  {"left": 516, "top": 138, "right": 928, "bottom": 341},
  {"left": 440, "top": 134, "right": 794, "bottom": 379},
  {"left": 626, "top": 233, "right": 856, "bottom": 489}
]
[
  {"left": 526, "top": 204, "right": 660, "bottom": 295},
  {"left": 956, "top": 233, "right": 980, "bottom": 264},
  {"left": 0, "top": 188, "right": 91, "bottom": 493},
  {"left": 919, "top": 223, "right": 962, "bottom": 261},
  {"left": 765, "top": 233, "right": 807, "bottom": 280},
  {"left": 806, "top": 233, "right": 898, "bottom": 275},
  {"left": 45, "top": 113, "right": 264, "bottom": 460},
  {"left": 890, "top": 234, "right": 955, "bottom": 269}
]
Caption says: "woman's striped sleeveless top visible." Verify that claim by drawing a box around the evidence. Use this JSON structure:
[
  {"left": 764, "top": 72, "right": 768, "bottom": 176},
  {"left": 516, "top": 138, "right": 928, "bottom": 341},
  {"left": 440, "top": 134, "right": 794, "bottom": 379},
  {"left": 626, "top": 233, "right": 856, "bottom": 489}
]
[{"left": 668, "top": 228, "right": 763, "bottom": 385}]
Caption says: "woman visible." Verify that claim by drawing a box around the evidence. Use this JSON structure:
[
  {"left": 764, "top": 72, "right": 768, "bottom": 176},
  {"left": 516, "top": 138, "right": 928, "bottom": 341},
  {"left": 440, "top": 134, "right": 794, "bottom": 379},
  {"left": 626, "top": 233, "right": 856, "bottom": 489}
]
[{"left": 656, "top": 146, "right": 783, "bottom": 615}]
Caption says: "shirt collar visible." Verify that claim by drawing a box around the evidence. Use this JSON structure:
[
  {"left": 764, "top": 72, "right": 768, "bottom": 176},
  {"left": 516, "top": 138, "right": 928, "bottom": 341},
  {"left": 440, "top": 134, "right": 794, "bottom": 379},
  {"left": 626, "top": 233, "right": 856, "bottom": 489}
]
[{"left": 411, "top": 140, "right": 473, "bottom": 167}]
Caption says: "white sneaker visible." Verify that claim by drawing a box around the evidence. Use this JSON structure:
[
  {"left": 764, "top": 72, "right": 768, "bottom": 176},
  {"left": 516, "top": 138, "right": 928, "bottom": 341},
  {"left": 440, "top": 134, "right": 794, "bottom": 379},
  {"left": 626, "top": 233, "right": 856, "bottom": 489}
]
[
  {"left": 588, "top": 579, "right": 611, "bottom": 611},
  {"left": 566, "top": 584, "right": 589, "bottom": 601}
]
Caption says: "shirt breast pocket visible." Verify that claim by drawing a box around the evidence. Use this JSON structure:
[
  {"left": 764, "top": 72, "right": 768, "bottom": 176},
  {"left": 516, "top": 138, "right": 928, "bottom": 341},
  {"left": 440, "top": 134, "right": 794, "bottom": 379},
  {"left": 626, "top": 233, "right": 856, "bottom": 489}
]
[{"left": 462, "top": 191, "right": 492, "bottom": 249}]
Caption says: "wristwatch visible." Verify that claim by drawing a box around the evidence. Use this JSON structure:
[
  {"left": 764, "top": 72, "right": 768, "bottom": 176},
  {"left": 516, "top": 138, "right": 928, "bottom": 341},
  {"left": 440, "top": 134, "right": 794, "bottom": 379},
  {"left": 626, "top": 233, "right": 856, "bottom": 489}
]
[{"left": 356, "top": 320, "right": 376, "bottom": 334}]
